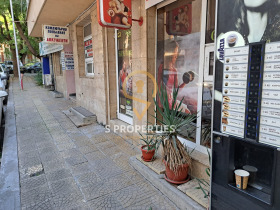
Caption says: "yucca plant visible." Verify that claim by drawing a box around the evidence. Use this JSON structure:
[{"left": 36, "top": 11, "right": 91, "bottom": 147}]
[
  {"left": 153, "top": 84, "right": 197, "bottom": 172},
  {"left": 139, "top": 132, "right": 160, "bottom": 151}
]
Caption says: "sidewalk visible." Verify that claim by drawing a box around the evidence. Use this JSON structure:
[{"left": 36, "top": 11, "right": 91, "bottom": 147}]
[{"left": 12, "top": 75, "right": 178, "bottom": 210}]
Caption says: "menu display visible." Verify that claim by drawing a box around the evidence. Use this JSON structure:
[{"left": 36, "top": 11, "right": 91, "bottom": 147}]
[
  {"left": 259, "top": 41, "right": 280, "bottom": 147},
  {"left": 221, "top": 46, "right": 249, "bottom": 137}
]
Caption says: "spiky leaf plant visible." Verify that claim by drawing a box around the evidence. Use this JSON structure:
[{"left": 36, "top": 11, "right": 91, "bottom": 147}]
[{"left": 153, "top": 85, "right": 197, "bottom": 172}]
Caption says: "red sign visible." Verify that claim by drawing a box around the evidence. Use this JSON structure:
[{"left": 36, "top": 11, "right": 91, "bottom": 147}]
[
  {"left": 97, "top": 0, "right": 132, "bottom": 29},
  {"left": 166, "top": 4, "right": 192, "bottom": 36}
]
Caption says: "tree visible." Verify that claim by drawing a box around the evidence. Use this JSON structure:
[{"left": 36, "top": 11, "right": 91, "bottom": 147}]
[{"left": 0, "top": 0, "right": 40, "bottom": 76}]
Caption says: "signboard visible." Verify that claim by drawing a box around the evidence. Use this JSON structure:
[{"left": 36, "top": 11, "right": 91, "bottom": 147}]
[
  {"left": 97, "top": 0, "right": 132, "bottom": 29},
  {"left": 145, "top": 0, "right": 165, "bottom": 9},
  {"left": 84, "top": 38, "right": 93, "bottom": 58},
  {"left": 221, "top": 46, "right": 249, "bottom": 138},
  {"left": 39, "top": 42, "right": 63, "bottom": 56},
  {"left": 43, "top": 25, "right": 69, "bottom": 44},
  {"left": 65, "top": 52, "right": 74, "bottom": 70}
]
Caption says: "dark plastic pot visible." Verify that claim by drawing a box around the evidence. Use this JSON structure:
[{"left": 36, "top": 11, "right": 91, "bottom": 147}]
[{"left": 141, "top": 145, "right": 155, "bottom": 162}]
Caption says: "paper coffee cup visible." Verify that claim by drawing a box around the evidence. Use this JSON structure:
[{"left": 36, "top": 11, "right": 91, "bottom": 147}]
[
  {"left": 234, "top": 169, "right": 250, "bottom": 190},
  {"left": 243, "top": 165, "right": 258, "bottom": 185}
]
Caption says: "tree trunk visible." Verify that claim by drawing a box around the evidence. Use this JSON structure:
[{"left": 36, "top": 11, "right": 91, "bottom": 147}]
[
  {"left": 14, "top": 21, "right": 41, "bottom": 59},
  {"left": 11, "top": 48, "right": 19, "bottom": 77},
  {"left": 21, "top": 54, "right": 27, "bottom": 65}
]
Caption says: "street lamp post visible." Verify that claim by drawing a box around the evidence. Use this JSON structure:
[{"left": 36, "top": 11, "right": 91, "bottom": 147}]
[{"left": 9, "top": 0, "right": 22, "bottom": 89}]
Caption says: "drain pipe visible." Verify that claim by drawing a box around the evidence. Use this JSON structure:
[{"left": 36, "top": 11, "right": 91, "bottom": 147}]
[{"left": 104, "top": 28, "right": 111, "bottom": 125}]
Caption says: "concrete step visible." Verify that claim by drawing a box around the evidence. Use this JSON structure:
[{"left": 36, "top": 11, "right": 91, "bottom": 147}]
[
  {"left": 62, "top": 109, "right": 96, "bottom": 128},
  {"left": 129, "top": 156, "right": 205, "bottom": 210}
]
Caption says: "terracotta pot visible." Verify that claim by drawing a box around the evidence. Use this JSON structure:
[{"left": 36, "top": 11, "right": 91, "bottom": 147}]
[
  {"left": 141, "top": 145, "right": 155, "bottom": 161},
  {"left": 163, "top": 160, "right": 189, "bottom": 182}
]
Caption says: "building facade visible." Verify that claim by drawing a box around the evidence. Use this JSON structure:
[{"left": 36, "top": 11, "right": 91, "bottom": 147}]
[{"left": 27, "top": 0, "right": 215, "bottom": 158}]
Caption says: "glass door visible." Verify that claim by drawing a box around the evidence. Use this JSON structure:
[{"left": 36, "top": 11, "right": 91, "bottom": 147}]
[{"left": 115, "top": 29, "right": 133, "bottom": 124}]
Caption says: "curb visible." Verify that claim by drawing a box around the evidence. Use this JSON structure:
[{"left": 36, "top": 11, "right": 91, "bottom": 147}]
[
  {"left": 129, "top": 156, "right": 204, "bottom": 210},
  {"left": 0, "top": 78, "right": 21, "bottom": 209}
]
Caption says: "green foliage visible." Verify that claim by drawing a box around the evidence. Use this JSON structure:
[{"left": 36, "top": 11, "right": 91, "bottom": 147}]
[
  {"left": 139, "top": 132, "right": 160, "bottom": 151},
  {"left": 34, "top": 70, "right": 43, "bottom": 86},
  {"left": 195, "top": 149, "right": 211, "bottom": 198},
  {"left": 0, "top": 0, "right": 40, "bottom": 58},
  {"left": 153, "top": 84, "right": 197, "bottom": 140}
]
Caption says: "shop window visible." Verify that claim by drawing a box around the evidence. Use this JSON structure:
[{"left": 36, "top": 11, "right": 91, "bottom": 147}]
[
  {"left": 116, "top": 29, "right": 133, "bottom": 124},
  {"left": 205, "top": 0, "right": 216, "bottom": 44},
  {"left": 157, "top": 0, "right": 202, "bottom": 143},
  {"left": 84, "top": 23, "right": 94, "bottom": 76},
  {"left": 156, "top": 0, "right": 217, "bottom": 153}
]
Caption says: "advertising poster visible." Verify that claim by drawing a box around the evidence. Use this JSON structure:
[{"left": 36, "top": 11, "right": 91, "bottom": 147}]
[
  {"left": 166, "top": 4, "right": 192, "bottom": 36},
  {"left": 84, "top": 38, "right": 93, "bottom": 58},
  {"left": 117, "top": 30, "right": 133, "bottom": 117},
  {"left": 43, "top": 25, "right": 69, "bottom": 44},
  {"left": 98, "top": 0, "right": 132, "bottom": 29},
  {"left": 214, "top": 0, "right": 280, "bottom": 132}
]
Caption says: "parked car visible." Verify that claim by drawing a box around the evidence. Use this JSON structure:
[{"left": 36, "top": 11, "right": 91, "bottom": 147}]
[
  {"left": 26, "top": 62, "right": 42, "bottom": 73},
  {"left": 0, "top": 65, "right": 8, "bottom": 89},
  {"left": 4, "top": 61, "right": 13, "bottom": 74},
  {"left": 0, "top": 63, "right": 10, "bottom": 80},
  {"left": 4, "top": 60, "right": 26, "bottom": 74}
]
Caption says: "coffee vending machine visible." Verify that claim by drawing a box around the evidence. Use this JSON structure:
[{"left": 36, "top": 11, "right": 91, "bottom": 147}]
[{"left": 211, "top": 1, "right": 280, "bottom": 209}]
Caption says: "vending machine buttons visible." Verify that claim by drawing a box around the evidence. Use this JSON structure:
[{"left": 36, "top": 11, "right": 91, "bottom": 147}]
[{"left": 245, "top": 43, "right": 265, "bottom": 141}]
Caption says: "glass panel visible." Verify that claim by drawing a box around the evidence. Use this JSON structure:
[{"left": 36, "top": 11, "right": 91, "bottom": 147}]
[
  {"left": 156, "top": 0, "right": 202, "bottom": 142},
  {"left": 87, "top": 63, "right": 93, "bottom": 74},
  {"left": 84, "top": 38, "right": 93, "bottom": 59},
  {"left": 117, "top": 29, "right": 133, "bottom": 118},
  {"left": 208, "top": 51, "right": 214, "bottom": 76},
  {"left": 84, "top": 23, "right": 92, "bottom": 37},
  {"left": 200, "top": 82, "right": 213, "bottom": 147},
  {"left": 205, "top": 0, "right": 216, "bottom": 44}
]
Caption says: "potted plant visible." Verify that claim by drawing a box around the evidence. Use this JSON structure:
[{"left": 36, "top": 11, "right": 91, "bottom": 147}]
[
  {"left": 153, "top": 85, "right": 197, "bottom": 184},
  {"left": 139, "top": 132, "right": 159, "bottom": 162}
]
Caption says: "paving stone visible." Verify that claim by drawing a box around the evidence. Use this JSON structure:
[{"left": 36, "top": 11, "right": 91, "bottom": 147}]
[
  {"left": 87, "top": 194, "right": 123, "bottom": 210},
  {"left": 81, "top": 181, "right": 112, "bottom": 201},
  {"left": 114, "top": 185, "right": 139, "bottom": 208},
  {"left": 21, "top": 198, "right": 55, "bottom": 210},
  {"left": 79, "top": 145, "right": 99, "bottom": 154},
  {"left": 42, "top": 159, "right": 66, "bottom": 173},
  {"left": 49, "top": 178, "right": 80, "bottom": 195},
  {"left": 20, "top": 175, "right": 48, "bottom": 193},
  {"left": 21, "top": 185, "right": 53, "bottom": 208},
  {"left": 102, "top": 146, "right": 122, "bottom": 157},
  {"left": 90, "top": 135, "right": 108, "bottom": 144},
  {"left": 65, "top": 155, "right": 88, "bottom": 166},
  {"left": 96, "top": 141, "right": 116, "bottom": 150},
  {"left": 57, "top": 142, "right": 76, "bottom": 151},
  {"left": 84, "top": 150, "right": 106, "bottom": 162},
  {"left": 76, "top": 172, "right": 102, "bottom": 187},
  {"left": 46, "top": 168, "right": 72, "bottom": 182},
  {"left": 69, "top": 162, "right": 94, "bottom": 176},
  {"left": 52, "top": 192, "right": 85, "bottom": 209},
  {"left": 124, "top": 169, "right": 146, "bottom": 184},
  {"left": 40, "top": 150, "right": 61, "bottom": 163},
  {"left": 19, "top": 157, "right": 42, "bottom": 170},
  {"left": 60, "top": 148, "right": 83, "bottom": 159}
]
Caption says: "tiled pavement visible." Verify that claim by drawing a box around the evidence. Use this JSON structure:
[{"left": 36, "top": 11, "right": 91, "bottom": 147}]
[{"left": 13, "top": 76, "right": 178, "bottom": 210}]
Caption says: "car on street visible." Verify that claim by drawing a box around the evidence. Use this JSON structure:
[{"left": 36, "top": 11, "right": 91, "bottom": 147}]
[
  {"left": 4, "top": 60, "right": 26, "bottom": 74},
  {"left": 0, "top": 65, "right": 8, "bottom": 89},
  {"left": 0, "top": 63, "right": 9, "bottom": 80},
  {"left": 26, "top": 62, "right": 42, "bottom": 73}
]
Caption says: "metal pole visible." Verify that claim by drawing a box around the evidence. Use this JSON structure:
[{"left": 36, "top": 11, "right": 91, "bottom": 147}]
[{"left": 9, "top": 0, "right": 22, "bottom": 89}]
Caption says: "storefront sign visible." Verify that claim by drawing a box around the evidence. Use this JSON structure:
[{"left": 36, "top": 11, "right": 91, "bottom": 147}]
[
  {"left": 97, "top": 0, "right": 132, "bottom": 29},
  {"left": 65, "top": 52, "right": 74, "bottom": 70},
  {"left": 84, "top": 38, "right": 93, "bottom": 58},
  {"left": 43, "top": 25, "right": 69, "bottom": 44},
  {"left": 39, "top": 42, "right": 63, "bottom": 56},
  {"left": 145, "top": 0, "right": 165, "bottom": 9}
]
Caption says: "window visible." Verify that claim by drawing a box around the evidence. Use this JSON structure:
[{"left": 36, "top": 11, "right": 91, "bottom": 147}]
[
  {"left": 156, "top": 0, "right": 216, "bottom": 153},
  {"left": 84, "top": 23, "right": 94, "bottom": 76}
]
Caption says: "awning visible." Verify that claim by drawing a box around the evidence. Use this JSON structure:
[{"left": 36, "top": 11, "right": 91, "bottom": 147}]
[{"left": 27, "top": 0, "right": 95, "bottom": 37}]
